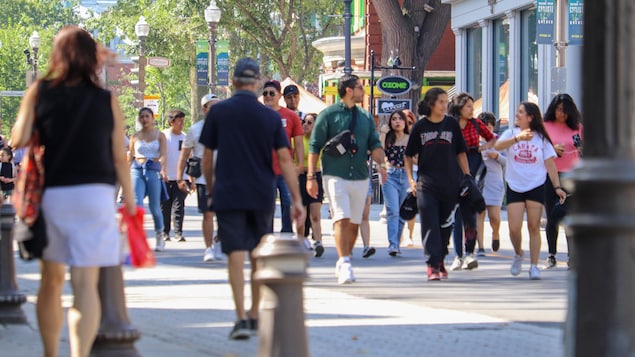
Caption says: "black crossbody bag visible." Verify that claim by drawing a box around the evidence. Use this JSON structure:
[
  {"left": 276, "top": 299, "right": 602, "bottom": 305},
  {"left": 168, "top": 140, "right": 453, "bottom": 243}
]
[{"left": 323, "top": 106, "right": 358, "bottom": 157}]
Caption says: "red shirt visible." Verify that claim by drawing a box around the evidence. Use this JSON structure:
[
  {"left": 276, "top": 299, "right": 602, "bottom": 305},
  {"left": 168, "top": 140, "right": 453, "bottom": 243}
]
[
  {"left": 461, "top": 118, "right": 494, "bottom": 150},
  {"left": 272, "top": 107, "right": 303, "bottom": 175}
]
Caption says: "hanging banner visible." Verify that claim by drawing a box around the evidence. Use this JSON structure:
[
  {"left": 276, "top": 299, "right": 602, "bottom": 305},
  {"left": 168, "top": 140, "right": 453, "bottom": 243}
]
[
  {"left": 216, "top": 40, "right": 229, "bottom": 87},
  {"left": 195, "top": 40, "right": 209, "bottom": 87},
  {"left": 568, "top": 0, "right": 583, "bottom": 45},
  {"left": 536, "top": 0, "right": 555, "bottom": 45}
]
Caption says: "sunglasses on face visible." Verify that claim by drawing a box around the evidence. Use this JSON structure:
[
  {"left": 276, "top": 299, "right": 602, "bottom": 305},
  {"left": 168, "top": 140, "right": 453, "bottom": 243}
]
[
  {"left": 262, "top": 90, "right": 277, "bottom": 97},
  {"left": 302, "top": 120, "right": 314, "bottom": 125}
]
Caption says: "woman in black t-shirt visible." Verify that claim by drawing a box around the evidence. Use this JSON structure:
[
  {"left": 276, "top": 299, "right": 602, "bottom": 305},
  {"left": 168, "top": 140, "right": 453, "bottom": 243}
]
[
  {"left": 0, "top": 147, "right": 14, "bottom": 199},
  {"left": 405, "top": 88, "right": 471, "bottom": 281}
]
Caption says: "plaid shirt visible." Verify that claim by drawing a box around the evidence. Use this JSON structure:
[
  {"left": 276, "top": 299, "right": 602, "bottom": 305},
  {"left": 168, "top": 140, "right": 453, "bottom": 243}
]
[{"left": 462, "top": 119, "right": 494, "bottom": 151}]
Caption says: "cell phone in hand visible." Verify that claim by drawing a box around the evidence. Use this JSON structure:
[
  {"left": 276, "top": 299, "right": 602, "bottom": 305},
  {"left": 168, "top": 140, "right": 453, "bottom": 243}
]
[{"left": 572, "top": 133, "right": 582, "bottom": 148}]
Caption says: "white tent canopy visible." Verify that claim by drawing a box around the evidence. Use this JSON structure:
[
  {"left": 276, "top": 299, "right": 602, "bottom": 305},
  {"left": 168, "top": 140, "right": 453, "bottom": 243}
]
[{"left": 259, "top": 77, "right": 327, "bottom": 114}]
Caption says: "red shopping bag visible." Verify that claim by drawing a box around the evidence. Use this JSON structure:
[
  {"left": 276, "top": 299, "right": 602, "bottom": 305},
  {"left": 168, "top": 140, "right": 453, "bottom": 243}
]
[{"left": 118, "top": 206, "right": 156, "bottom": 268}]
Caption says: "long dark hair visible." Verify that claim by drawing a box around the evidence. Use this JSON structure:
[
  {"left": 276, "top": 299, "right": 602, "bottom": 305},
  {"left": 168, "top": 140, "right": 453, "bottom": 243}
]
[
  {"left": 448, "top": 92, "right": 474, "bottom": 119},
  {"left": 385, "top": 110, "right": 410, "bottom": 148},
  {"left": 521, "top": 102, "right": 553, "bottom": 145},
  {"left": 418, "top": 87, "right": 447, "bottom": 116},
  {"left": 44, "top": 26, "right": 101, "bottom": 88},
  {"left": 543, "top": 93, "right": 581, "bottom": 130}
]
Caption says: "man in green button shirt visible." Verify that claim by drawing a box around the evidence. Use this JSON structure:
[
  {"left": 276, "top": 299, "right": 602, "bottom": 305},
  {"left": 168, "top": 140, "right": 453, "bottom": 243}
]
[{"left": 307, "top": 74, "right": 387, "bottom": 284}]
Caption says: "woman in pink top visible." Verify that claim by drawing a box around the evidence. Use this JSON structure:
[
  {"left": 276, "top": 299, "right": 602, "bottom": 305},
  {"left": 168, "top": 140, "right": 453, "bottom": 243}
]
[{"left": 543, "top": 94, "right": 583, "bottom": 268}]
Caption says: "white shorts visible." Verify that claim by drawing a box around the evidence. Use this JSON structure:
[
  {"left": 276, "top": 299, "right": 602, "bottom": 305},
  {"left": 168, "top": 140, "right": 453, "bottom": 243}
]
[
  {"left": 323, "top": 175, "right": 369, "bottom": 224},
  {"left": 42, "top": 184, "right": 120, "bottom": 267}
]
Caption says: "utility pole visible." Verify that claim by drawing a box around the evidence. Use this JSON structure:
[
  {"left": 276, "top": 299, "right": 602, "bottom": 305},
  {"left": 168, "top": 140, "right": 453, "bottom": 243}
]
[
  {"left": 565, "top": 0, "right": 635, "bottom": 356},
  {"left": 343, "top": 0, "right": 352, "bottom": 75}
]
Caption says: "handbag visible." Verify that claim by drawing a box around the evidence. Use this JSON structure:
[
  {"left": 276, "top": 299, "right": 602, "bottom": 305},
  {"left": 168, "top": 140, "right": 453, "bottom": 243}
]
[
  {"left": 186, "top": 156, "right": 202, "bottom": 178},
  {"left": 323, "top": 106, "right": 358, "bottom": 157},
  {"left": 119, "top": 206, "right": 155, "bottom": 268},
  {"left": 399, "top": 192, "right": 418, "bottom": 220}
]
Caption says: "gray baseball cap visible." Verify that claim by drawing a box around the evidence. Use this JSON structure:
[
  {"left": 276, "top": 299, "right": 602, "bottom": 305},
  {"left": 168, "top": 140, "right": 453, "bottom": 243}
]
[{"left": 233, "top": 57, "right": 260, "bottom": 83}]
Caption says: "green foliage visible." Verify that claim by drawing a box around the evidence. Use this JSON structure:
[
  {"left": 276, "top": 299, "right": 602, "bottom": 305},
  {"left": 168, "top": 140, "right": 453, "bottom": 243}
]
[{"left": 0, "top": 0, "right": 80, "bottom": 137}]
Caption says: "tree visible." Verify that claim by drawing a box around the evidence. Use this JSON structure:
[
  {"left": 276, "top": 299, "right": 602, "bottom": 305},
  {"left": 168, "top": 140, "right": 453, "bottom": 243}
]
[
  {"left": 217, "top": 0, "right": 341, "bottom": 82},
  {"left": 370, "top": 0, "right": 451, "bottom": 106}
]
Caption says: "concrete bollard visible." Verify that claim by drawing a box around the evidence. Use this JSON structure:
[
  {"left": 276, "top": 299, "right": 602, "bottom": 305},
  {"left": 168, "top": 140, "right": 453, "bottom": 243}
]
[
  {"left": 252, "top": 234, "right": 310, "bottom": 357},
  {"left": 0, "top": 203, "right": 27, "bottom": 324},
  {"left": 90, "top": 266, "right": 141, "bottom": 357}
]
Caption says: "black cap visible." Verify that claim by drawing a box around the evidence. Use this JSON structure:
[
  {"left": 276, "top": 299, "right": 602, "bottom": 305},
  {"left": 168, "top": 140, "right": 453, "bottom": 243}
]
[
  {"left": 233, "top": 57, "right": 260, "bottom": 83},
  {"left": 264, "top": 80, "right": 281, "bottom": 92},
  {"left": 283, "top": 84, "right": 299, "bottom": 97}
]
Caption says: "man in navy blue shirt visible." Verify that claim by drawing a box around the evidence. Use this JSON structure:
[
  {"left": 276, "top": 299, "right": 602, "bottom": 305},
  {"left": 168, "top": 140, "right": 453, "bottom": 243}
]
[{"left": 199, "top": 57, "right": 304, "bottom": 340}]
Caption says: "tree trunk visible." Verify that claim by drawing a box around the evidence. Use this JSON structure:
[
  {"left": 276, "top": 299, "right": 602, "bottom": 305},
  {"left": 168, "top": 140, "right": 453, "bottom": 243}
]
[{"left": 371, "top": 0, "right": 451, "bottom": 114}]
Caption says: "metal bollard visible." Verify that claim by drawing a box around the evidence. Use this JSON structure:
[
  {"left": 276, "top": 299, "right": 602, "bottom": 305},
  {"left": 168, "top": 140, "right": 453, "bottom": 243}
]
[
  {"left": 90, "top": 266, "right": 141, "bottom": 357},
  {"left": 0, "top": 203, "right": 27, "bottom": 324},
  {"left": 252, "top": 234, "right": 310, "bottom": 357}
]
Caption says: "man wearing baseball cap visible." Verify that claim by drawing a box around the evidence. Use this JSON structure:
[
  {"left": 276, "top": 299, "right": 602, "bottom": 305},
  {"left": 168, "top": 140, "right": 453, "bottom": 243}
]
[
  {"left": 199, "top": 58, "right": 304, "bottom": 340},
  {"left": 263, "top": 80, "right": 304, "bottom": 235},
  {"left": 283, "top": 84, "right": 304, "bottom": 119},
  {"left": 177, "top": 94, "right": 222, "bottom": 262}
]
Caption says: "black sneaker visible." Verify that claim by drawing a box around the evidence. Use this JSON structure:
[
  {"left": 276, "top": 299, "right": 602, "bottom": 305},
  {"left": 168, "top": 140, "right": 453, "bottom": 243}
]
[
  {"left": 229, "top": 320, "right": 250, "bottom": 340},
  {"left": 248, "top": 318, "right": 258, "bottom": 336},
  {"left": 476, "top": 248, "right": 486, "bottom": 257},
  {"left": 492, "top": 240, "right": 500, "bottom": 252},
  {"left": 362, "top": 246, "right": 376, "bottom": 258},
  {"left": 313, "top": 241, "right": 325, "bottom": 258},
  {"left": 546, "top": 255, "right": 557, "bottom": 269}
]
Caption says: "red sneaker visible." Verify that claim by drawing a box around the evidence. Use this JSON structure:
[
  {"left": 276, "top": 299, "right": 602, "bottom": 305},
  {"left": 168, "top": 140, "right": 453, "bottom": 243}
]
[
  {"left": 427, "top": 265, "right": 441, "bottom": 281},
  {"left": 439, "top": 261, "right": 449, "bottom": 279}
]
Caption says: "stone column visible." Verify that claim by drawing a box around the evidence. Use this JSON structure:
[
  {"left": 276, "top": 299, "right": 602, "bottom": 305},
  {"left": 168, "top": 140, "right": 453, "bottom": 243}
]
[
  {"left": 0, "top": 204, "right": 27, "bottom": 324},
  {"left": 565, "top": 1, "right": 635, "bottom": 356}
]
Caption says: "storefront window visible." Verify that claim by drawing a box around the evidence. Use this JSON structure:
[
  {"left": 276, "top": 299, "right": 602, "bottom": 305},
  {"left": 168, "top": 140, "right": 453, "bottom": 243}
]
[
  {"left": 521, "top": 9, "right": 538, "bottom": 103},
  {"left": 492, "top": 18, "right": 510, "bottom": 124},
  {"left": 466, "top": 27, "right": 483, "bottom": 106}
]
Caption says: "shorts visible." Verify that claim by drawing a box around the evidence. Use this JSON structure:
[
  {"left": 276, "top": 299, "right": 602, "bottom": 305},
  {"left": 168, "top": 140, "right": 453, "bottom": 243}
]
[
  {"left": 196, "top": 184, "right": 213, "bottom": 213},
  {"left": 216, "top": 210, "right": 274, "bottom": 254},
  {"left": 42, "top": 184, "right": 120, "bottom": 267},
  {"left": 323, "top": 175, "right": 369, "bottom": 224},
  {"left": 506, "top": 184, "right": 545, "bottom": 205},
  {"left": 299, "top": 172, "right": 324, "bottom": 205}
]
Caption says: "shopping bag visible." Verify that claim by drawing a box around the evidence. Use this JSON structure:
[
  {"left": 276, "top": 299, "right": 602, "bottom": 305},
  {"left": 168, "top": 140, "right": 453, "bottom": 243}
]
[{"left": 118, "top": 206, "right": 156, "bottom": 268}]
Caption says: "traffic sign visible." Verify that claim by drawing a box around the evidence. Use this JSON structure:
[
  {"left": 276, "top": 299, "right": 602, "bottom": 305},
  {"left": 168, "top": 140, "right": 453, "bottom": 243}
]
[
  {"left": 0, "top": 90, "right": 25, "bottom": 97},
  {"left": 147, "top": 57, "right": 170, "bottom": 68}
]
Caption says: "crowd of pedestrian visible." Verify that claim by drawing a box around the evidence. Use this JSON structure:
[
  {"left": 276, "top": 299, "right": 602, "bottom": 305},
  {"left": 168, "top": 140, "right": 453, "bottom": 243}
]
[{"left": 9, "top": 26, "right": 581, "bottom": 349}]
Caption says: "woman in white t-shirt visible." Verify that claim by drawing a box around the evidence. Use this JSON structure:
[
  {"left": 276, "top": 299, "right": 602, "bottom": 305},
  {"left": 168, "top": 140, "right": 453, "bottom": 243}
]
[{"left": 495, "top": 102, "right": 566, "bottom": 280}]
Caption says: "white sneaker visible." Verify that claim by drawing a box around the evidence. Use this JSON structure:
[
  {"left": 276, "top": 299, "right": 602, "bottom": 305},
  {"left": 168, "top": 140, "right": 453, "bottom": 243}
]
[
  {"left": 405, "top": 238, "right": 414, "bottom": 247},
  {"left": 303, "top": 238, "right": 312, "bottom": 250},
  {"left": 511, "top": 255, "right": 523, "bottom": 276},
  {"left": 213, "top": 241, "right": 224, "bottom": 261},
  {"left": 203, "top": 247, "right": 215, "bottom": 262},
  {"left": 462, "top": 255, "right": 478, "bottom": 270},
  {"left": 338, "top": 262, "right": 354, "bottom": 284},
  {"left": 529, "top": 265, "right": 541, "bottom": 280},
  {"left": 335, "top": 259, "right": 343, "bottom": 277},
  {"left": 155, "top": 232, "right": 166, "bottom": 252},
  {"left": 450, "top": 256, "right": 463, "bottom": 271}
]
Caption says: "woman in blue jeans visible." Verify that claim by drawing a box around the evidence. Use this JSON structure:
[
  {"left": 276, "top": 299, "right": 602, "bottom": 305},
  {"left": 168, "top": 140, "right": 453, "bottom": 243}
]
[
  {"left": 382, "top": 110, "right": 411, "bottom": 256},
  {"left": 128, "top": 107, "right": 168, "bottom": 251}
]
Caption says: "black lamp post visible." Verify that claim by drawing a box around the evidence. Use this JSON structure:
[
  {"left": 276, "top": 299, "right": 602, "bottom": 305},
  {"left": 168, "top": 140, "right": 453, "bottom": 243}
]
[
  {"left": 205, "top": 0, "right": 222, "bottom": 95},
  {"left": 343, "top": 0, "right": 352, "bottom": 75},
  {"left": 135, "top": 16, "right": 150, "bottom": 107},
  {"left": 28, "top": 31, "right": 40, "bottom": 85}
]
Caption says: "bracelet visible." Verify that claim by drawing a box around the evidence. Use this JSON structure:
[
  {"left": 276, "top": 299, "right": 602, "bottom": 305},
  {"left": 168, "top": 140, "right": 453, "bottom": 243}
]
[
  {"left": 514, "top": 136, "right": 519, "bottom": 143},
  {"left": 554, "top": 186, "right": 563, "bottom": 191}
]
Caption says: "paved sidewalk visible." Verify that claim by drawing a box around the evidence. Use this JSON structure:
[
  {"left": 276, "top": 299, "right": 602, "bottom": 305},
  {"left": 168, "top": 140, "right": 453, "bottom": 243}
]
[{"left": 2, "top": 197, "right": 566, "bottom": 356}]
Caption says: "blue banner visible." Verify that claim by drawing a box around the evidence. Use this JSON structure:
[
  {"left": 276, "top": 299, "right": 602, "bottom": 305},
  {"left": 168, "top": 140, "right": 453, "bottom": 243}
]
[
  {"left": 216, "top": 40, "right": 229, "bottom": 87},
  {"left": 536, "top": 0, "right": 555, "bottom": 45},
  {"left": 568, "top": 0, "right": 583, "bottom": 45},
  {"left": 196, "top": 40, "right": 209, "bottom": 87}
]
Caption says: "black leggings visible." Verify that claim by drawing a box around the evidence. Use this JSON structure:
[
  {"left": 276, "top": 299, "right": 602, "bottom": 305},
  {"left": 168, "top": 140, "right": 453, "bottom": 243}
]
[
  {"left": 544, "top": 174, "right": 570, "bottom": 255},
  {"left": 417, "top": 189, "right": 456, "bottom": 267}
]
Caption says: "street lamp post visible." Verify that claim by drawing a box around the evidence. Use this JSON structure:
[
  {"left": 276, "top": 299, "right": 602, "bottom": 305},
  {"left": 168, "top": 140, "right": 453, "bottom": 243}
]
[
  {"left": 135, "top": 16, "right": 150, "bottom": 108},
  {"left": 342, "top": 0, "right": 352, "bottom": 75},
  {"left": 28, "top": 31, "right": 41, "bottom": 85},
  {"left": 205, "top": 0, "right": 222, "bottom": 95}
]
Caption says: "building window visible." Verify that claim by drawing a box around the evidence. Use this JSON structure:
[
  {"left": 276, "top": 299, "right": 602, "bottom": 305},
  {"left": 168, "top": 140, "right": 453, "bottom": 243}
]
[
  {"left": 521, "top": 9, "right": 538, "bottom": 103},
  {"left": 492, "top": 17, "right": 510, "bottom": 123},
  {"left": 466, "top": 27, "right": 483, "bottom": 105}
]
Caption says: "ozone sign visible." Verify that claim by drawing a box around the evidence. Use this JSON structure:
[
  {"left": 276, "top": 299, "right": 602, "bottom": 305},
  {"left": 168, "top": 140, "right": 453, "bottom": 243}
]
[{"left": 377, "top": 75, "right": 412, "bottom": 96}]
